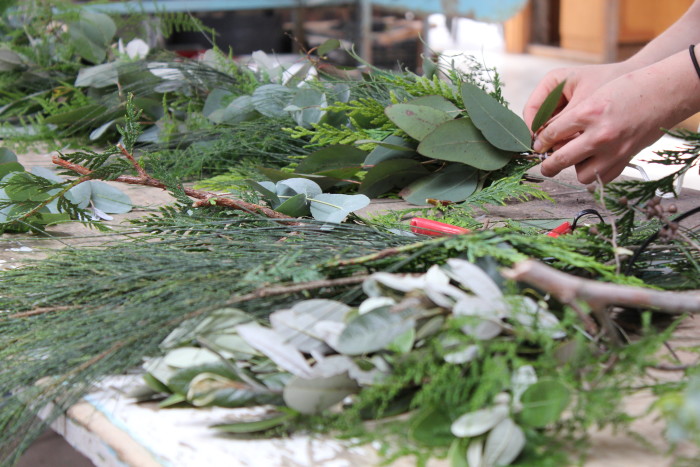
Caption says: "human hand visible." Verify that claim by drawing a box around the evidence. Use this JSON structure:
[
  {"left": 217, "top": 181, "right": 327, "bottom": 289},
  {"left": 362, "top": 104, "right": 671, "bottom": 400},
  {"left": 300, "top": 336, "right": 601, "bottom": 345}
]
[
  {"left": 523, "top": 63, "right": 631, "bottom": 131},
  {"left": 532, "top": 68, "right": 681, "bottom": 184}
]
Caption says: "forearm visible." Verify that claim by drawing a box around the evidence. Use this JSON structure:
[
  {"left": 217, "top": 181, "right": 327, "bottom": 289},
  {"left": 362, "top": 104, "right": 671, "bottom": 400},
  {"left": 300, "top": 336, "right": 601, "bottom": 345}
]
[{"left": 623, "top": 0, "right": 700, "bottom": 71}]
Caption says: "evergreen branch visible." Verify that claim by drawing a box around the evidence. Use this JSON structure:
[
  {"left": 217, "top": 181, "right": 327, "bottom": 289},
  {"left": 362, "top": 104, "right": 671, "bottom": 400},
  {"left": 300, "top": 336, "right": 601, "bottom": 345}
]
[
  {"left": 9, "top": 174, "right": 91, "bottom": 224},
  {"left": 51, "top": 154, "right": 295, "bottom": 222}
]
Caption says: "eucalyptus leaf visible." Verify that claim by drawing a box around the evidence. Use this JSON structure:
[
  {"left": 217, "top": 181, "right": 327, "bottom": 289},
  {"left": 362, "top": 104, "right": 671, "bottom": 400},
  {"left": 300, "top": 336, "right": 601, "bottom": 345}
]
[
  {"left": 273, "top": 193, "right": 308, "bottom": 217},
  {"left": 359, "top": 159, "right": 429, "bottom": 198},
  {"left": 66, "top": 182, "right": 92, "bottom": 209},
  {"left": 209, "top": 95, "right": 258, "bottom": 124},
  {"left": 417, "top": 119, "right": 513, "bottom": 171},
  {"left": 363, "top": 135, "right": 417, "bottom": 166},
  {"left": 461, "top": 81, "right": 531, "bottom": 152},
  {"left": 444, "top": 259, "right": 503, "bottom": 300},
  {"left": 257, "top": 167, "right": 337, "bottom": 190},
  {"left": 282, "top": 372, "right": 359, "bottom": 414},
  {"left": 451, "top": 404, "right": 509, "bottom": 438},
  {"left": 452, "top": 297, "right": 506, "bottom": 340},
  {"left": 75, "top": 63, "right": 119, "bottom": 88},
  {"left": 511, "top": 365, "right": 538, "bottom": 405},
  {"left": 0, "top": 162, "right": 23, "bottom": 179},
  {"left": 213, "top": 411, "right": 295, "bottom": 434},
  {"left": 68, "top": 11, "right": 117, "bottom": 63},
  {"left": 317, "top": 38, "right": 341, "bottom": 57},
  {"left": 466, "top": 439, "right": 484, "bottom": 467},
  {"left": 400, "top": 164, "right": 479, "bottom": 205},
  {"left": 89, "top": 119, "right": 116, "bottom": 141},
  {"left": 286, "top": 87, "right": 326, "bottom": 127},
  {"left": 3, "top": 172, "right": 51, "bottom": 202},
  {"left": 143, "top": 372, "right": 171, "bottom": 394},
  {"left": 385, "top": 104, "right": 455, "bottom": 141},
  {"left": 89, "top": 181, "right": 132, "bottom": 214},
  {"left": 162, "top": 347, "right": 221, "bottom": 369},
  {"left": 251, "top": 84, "right": 295, "bottom": 118},
  {"left": 309, "top": 193, "right": 370, "bottom": 223},
  {"left": 276, "top": 178, "right": 323, "bottom": 198},
  {"left": 447, "top": 439, "right": 470, "bottom": 467},
  {"left": 407, "top": 95, "right": 460, "bottom": 116},
  {"left": 269, "top": 299, "right": 350, "bottom": 353},
  {"left": 0, "top": 48, "right": 25, "bottom": 71},
  {"left": 246, "top": 180, "right": 281, "bottom": 208},
  {"left": 482, "top": 418, "right": 525, "bottom": 466},
  {"left": 334, "top": 307, "right": 414, "bottom": 356},
  {"left": 531, "top": 80, "right": 566, "bottom": 132},
  {"left": 387, "top": 327, "right": 415, "bottom": 354},
  {"left": 202, "top": 88, "right": 234, "bottom": 118},
  {"left": 236, "top": 323, "right": 313, "bottom": 378},
  {"left": 295, "top": 145, "right": 366, "bottom": 174},
  {"left": 519, "top": 379, "right": 570, "bottom": 427},
  {"left": 0, "top": 148, "right": 17, "bottom": 164},
  {"left": 187, "top": 372, "right": 268, "bottom": 407}
]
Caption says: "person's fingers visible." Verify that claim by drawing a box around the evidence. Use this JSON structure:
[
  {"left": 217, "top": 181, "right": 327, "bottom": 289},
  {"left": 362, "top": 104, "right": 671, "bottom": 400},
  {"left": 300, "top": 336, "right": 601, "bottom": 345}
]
[
  {"left": 523, "top": 70, "right": 569, "bottom": 128},
  {"left": 539, "top": 135, "right": 595, "bottom": 178},
  {"left": 574, "top": 154, "right": 630, "bottom": 184},
  {"left": 532, "top": 110, "right": 584, "bottom": 153}
]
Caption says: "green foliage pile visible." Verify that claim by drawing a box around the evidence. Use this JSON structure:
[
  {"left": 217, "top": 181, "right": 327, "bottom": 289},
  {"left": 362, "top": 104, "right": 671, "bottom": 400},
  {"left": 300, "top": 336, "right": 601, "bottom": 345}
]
[{"left": 0, "top": 2, "right": 700, "bottom": 466}]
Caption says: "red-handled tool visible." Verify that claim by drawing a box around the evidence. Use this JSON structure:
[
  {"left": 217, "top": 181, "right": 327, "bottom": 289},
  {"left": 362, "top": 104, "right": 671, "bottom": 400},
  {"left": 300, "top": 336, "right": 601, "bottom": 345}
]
[
  {"left": 410, "top": 218, "right": 471, "bottom": 236},
  {"left": 546, "top": 221, "right": 573, "bottom": 238}
]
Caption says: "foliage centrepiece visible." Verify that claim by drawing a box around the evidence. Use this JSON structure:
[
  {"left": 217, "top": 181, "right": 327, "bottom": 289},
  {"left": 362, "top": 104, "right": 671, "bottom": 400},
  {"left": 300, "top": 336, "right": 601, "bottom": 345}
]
[{"left": 1, "top": 2, "right": 700, "bottom": 466}]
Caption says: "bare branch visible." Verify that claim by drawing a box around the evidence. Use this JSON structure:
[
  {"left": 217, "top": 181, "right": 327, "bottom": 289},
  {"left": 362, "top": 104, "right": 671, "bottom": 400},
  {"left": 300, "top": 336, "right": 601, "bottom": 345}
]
[{"left": 503, "top": 259, "right": 700, "bottom": 314}]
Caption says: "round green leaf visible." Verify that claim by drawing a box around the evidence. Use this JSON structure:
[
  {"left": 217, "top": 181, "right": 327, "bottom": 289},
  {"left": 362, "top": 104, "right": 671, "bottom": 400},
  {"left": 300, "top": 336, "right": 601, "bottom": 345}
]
[
  {"left": 461, "top": 81, "right": 531, "bottom": 152},
  {"left": 309, "top": 193, "right": 370, "bottom": 223},
  {"left": 334, "top": 307, "right": 414, "bottom": 355},
  {"left": 283, "top": 373, "right": 359, "bottom": 414},
  {"left": 417, "top": 119, "right": 513, "bottom": 171},
  {"left": 0, "top": 162, "right": 23, "bottom": 179},
  {"left": 203, "top": 88, "right": 234, "bottom": 117},
  {"left": 276, "top": 178, "right": 322, "bottom": 198},
  {"left": 385, "top": 104, "right": 455, "bottom": 141},
  {"left": 0, "top": 148, "right": 18, "bottom": 164},
  {"left": 519, "top": 379, "right": 571, "bottom": 427},
  {"left": 286, "top": 88, "right": 327, "bottom": 128},
  {"left": 400, "top": 164, "right": 479, "bottom": 205},
  {"left": 275, "top": 193, "right": 309, "bottom": 217},
  {"left": 88, "top": 181, "right": 132, "bottom": 214},
  {"left": 251, "top": 84, "right": 295, "bottom": 118}
]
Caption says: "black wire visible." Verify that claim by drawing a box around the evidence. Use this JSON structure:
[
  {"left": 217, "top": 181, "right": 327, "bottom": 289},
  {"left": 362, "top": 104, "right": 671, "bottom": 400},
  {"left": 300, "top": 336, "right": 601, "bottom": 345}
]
[
  {"left": 624, "top": 205, "right": 700, "bottom": 275},
  {"left": 571, "top": 208, "right": 605, "bottom": 230}
]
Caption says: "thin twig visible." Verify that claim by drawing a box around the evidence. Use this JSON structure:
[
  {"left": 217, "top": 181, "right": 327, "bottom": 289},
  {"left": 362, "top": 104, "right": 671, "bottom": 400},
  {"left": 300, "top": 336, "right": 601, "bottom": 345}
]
[
  {"left": 325, "top": 237, "right": 447, "bottom": 268},
  {"left": 118, "top": 142, "right": 147, "bottom": 179},
  {"left": 4, "top": 306, "right": 73, "bottom": 320}
]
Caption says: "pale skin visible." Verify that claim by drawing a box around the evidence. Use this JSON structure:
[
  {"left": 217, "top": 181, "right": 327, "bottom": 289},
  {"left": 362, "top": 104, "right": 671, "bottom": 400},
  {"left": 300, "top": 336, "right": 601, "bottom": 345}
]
[{"left": 523, "top": 0, "right": 700, "bottom": 184}]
